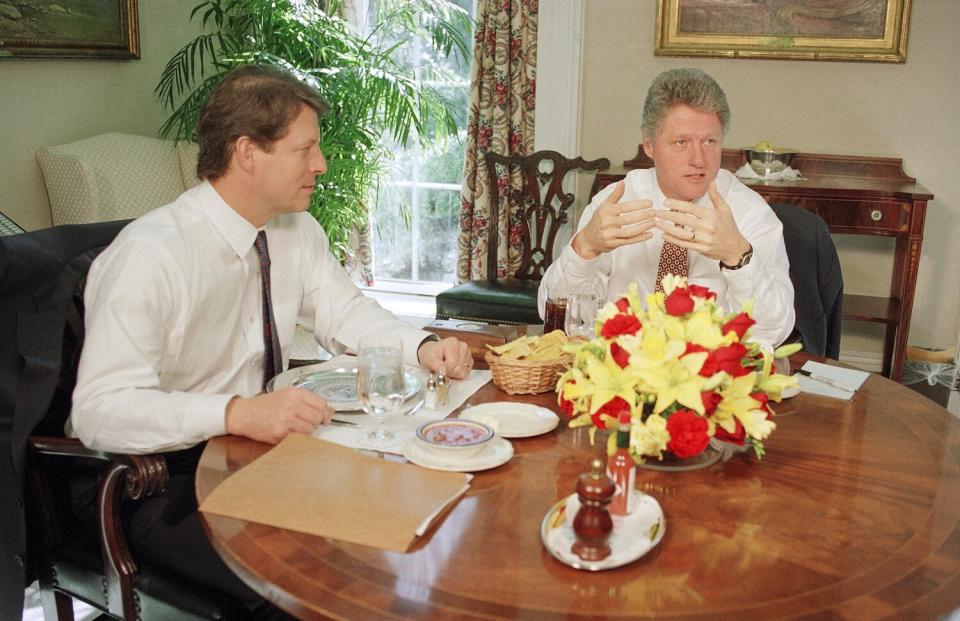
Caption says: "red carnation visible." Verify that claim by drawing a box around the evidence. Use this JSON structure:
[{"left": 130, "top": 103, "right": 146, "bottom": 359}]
[
  {"left": 712, "top": 343, "right": 750, "bottom": 377},
  {"left": 664, "top": 288, "right": 694, "bottom": 316},
  {"left": 615, "top": 297, "right": 630, "bottom": 313},
  {"left": 713, "top": 419, "right": 746, "bottom": 445},
  {"left": 723, "top": 312, "right": 756, "bottom": 340},
  {"left": 688, "top": 284, "right": 717, "bottom": 300},
  {"left": 751, "top": 391, "right": 773, "bottom": 417},
  {"left": 701, "top": 391, "right": 723, "bottom": 415},
  {"left": 592, "top": 396, "right": 631, "bottom": 430},
  {"left": 683, "top": 343, "right": 716, "bottom": 377},
  {"left": 559, "top": 381, "right": 576, "bottom": 417},
  {"left": 600, "top": 313, "right": 642, "bottom": 339},
  {"left": 666, "top": 409, "right": 711, "bottom": 458},
  {"left": 610, "top": 342, "right": 630, "bottom": 368}
]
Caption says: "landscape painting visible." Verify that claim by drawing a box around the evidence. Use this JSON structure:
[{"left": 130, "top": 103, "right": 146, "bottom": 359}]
[
  {"left": 655, "top": 0, "right": 912, "bottom": 63},
  {"left": 0, "top": 0, "right": 139, "bottom": 59}
]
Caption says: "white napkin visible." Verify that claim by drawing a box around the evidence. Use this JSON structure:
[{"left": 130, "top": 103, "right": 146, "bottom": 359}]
[
  {"left": 309, "top": 355, "right": 493, "bottom": 455},
  {"left": 796, "top": 361, "right": 869, "bottom": 400},
  {"left": 735, "top": 162, "right": 805, "bottom": 180}
]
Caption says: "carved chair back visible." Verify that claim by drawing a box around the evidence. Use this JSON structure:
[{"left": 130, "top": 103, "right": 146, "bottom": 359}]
[{"left": 484, "top": 150, "right": 609, "bottom": 282}]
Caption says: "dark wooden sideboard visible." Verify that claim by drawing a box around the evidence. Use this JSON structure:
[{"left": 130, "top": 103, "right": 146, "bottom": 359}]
[{"left": 590, "top": 148, "right": 934, "bottom": 382}]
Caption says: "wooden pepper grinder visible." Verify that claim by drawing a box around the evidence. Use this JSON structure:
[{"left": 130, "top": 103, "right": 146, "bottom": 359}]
[{"left": 571, "top": 458, "right": 615, "bottom": 561}]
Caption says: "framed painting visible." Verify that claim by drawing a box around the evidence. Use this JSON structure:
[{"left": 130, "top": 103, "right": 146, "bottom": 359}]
[
  {"left": 0, "top": 0, "right": 139, "bottom": 59},
  {"left": 655, "top": 0, "right": 912, "bottom": 63}
]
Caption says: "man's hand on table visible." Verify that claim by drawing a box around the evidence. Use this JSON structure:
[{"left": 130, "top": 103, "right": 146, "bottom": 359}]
[
  {"left": 225, "top": 388, "right": 334, "bottom": 444},
  {"left": 417, "top": 337, "right": 473, "bottom": 379}
]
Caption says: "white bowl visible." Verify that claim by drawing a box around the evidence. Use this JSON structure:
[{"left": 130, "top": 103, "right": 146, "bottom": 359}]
[{"left": 415, "top": 420, "right": 495, "bottom": 459}]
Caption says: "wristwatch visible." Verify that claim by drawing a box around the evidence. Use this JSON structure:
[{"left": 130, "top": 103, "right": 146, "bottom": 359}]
[{"left": 720, "top": 246, "right": 753, "bottom": 271}]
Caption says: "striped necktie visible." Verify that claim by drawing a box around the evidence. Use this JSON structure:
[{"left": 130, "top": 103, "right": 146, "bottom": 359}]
[
  {"left": 654, "top": 240, "right": 688, "bottom": 292},
  {"left": 253, "top": 231, "right": 283, "bottom": 389}
]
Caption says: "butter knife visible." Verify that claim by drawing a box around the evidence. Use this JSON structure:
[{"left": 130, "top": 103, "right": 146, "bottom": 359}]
[
  {"left": 795, "top": 368, "right": 856, "bottom": 393},
  {"left": 328, "top": 417, "right": 363, "bottom": 429}
]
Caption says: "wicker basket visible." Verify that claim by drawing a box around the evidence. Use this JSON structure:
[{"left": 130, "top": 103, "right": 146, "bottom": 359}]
[{"left": 485, "top": 351, "right": 572, "bottom": 395}]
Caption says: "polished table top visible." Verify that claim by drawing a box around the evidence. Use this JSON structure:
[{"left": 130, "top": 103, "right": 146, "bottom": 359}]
[{"left": 196, "top": 359, "right": 960, "bottom": 620}]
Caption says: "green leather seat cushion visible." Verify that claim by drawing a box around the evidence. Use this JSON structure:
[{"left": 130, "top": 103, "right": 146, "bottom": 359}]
[{"left": 435, "top": 279, "right": 541, "bottom": 325}]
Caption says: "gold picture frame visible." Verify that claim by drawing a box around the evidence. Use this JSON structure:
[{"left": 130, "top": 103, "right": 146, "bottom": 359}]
[
  {"left": 0, "top": 0, "right": 139, "bottom": 60},
  {"left": 655, "top": 0, "right": 911, "bottom": 63}
]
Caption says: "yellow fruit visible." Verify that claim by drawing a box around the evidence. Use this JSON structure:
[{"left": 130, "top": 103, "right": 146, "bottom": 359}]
[{"left": 754, "top": 140, "right": 774, "bottom": 152}]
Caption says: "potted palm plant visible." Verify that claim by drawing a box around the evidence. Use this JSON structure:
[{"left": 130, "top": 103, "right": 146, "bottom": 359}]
[{"left": 156, "top": 0, "right": 471, "bottom": 261}]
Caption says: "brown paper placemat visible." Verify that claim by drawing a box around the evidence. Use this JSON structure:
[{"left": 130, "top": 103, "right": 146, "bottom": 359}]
[{"left": 199, "top": 434, "right": 471, "bottom": 552}]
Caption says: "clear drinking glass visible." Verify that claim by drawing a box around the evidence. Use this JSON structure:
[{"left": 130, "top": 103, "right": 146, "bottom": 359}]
[
  {"left": 565, "top": 293, "right": 600, "bottom": 340},
  {"left": 356, "top": 336, "right": 405, "bottom": 449}
]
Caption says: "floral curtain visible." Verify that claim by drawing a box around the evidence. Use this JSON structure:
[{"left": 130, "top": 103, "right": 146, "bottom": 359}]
[{"left": 456, "top": 0, "right": 538, "bottom": 281}]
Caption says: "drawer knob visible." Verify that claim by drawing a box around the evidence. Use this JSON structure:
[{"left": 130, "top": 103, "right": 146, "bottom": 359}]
[{"left": 870, "top": 209, "right": 882, "bottom": 222}]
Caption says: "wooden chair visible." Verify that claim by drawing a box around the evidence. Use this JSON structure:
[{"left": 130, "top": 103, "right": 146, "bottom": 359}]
[
  {"left": 1, "top": 223, "right": 242, "bottom": 620},
  {"left": 435, "top": 150, "right": 609, "bottom": 325}
]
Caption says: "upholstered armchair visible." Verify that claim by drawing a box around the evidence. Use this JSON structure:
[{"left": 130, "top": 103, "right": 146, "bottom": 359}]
[
  {"left": 36, "top": 132, "right": 201, "bottom": 226},
  {"left": 435, "top": 150, "right": 610, "bottom": 326}
]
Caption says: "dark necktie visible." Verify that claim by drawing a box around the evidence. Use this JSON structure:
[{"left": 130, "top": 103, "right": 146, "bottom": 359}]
[
  {"left": 654, "top": 240, "right": 688, "bottom": 292},
  {"left": 254, "top": 231, "right": 283, "bottom": 388}
]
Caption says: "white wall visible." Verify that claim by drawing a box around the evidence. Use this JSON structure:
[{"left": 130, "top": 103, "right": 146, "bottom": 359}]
[
  {"left": 576, "top": 0, "right": 960, "bottom": 357},
  {"left": 0, "top": 0, "right": 203, "bottom": 231}
]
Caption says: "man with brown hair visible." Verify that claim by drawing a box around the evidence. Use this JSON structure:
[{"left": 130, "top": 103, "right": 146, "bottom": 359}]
[{"left": 68, "top": 64, "right": 472, "bottom": 618}]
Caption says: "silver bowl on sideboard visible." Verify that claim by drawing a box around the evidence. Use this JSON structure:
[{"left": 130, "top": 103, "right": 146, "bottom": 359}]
[{"left": 745, "top": 149, "right": 796, "bottom": 176}]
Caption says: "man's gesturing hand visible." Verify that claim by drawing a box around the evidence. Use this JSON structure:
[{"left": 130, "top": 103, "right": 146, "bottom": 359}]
[
  {"left": 225, "top": 387, "right": 334, "bottom": 444},
  {"left": 654, "top": 181, "right": 751, "bottom": 266},
  {"left": 418, "top": 337, "right": 473, "bottom": 379},
  {"left": 572, "top": 181, "right": 656, "bottom": 260}
]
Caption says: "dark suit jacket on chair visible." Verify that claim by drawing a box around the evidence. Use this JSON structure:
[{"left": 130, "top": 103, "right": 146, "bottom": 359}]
[
  {"left": 0, "top": 220, "right": 128, "bottom": 621},
  {"left": 771, "top": 203, "right": 843, "bottom": 359}
]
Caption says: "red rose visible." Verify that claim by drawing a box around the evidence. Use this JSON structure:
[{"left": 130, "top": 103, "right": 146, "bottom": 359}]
[
  {"left": 559, "top": 381, "right": 576, "bottom": 417},
  {"left": 683, "top": 343, "right": 716, "bottom": 377},
  {"left": 610, "top": 342, "right": 630, "bottom": 368},
  {"left": 666, "top": 409, "right": 711, "bottom": 458},
  {"left": 600, "top": 313, "right": 642, "bottom": 339},
  {"left": 723, "top": 312, "right": 756, "bottom": 340},
  {"left": 688, "top": 284, "right": 717, "bottom": 300},
  {"left": 592, "top": 396, "right": 631, "bottom": 430},
  {"left": 712, "top": 343, "right": 750, "bottom": 377},
  {"left": 701, "top": 391, "right": 723, "bottom": 415},
  {"left": 615, "top": 297, "right": 630, "bottom": 313},
  {"left": 713, "top": 419, "right": 746, "bottom": 445},
  {"left": 664, "top": 288, "right": 694, "bottom": 315}
]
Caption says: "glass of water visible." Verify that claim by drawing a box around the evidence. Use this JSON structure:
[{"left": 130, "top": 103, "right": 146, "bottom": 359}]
[
  {"left": 356, "top": 336, "right": 405, "bottom": 449},
  {"left": 565, "top": 293, "right": 600, "bottom": 340}
]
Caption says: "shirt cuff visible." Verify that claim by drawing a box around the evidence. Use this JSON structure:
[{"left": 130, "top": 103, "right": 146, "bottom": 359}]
[
  {"left": 403, "top": 329, "right": 438, "bottom": 369},
  {"left": 561, "top": 240, "right": 612, "bottom": 279},
  {"left": 184, "top": 392, "right": 235, "bottom": 441}
]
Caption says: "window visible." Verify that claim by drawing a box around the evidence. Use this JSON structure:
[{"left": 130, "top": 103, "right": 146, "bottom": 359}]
[{"left": 366, "top": 0, "right": 474, "bottom": 291}]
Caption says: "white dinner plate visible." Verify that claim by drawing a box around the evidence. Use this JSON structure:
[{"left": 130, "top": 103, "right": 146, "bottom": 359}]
[
  {"left": 781, "top": 383, "right": 801, "bottom": 399},
  {"left": 268, "top": 365, "right": 421, "bottom": 412},
  {"left": 458, "top": 402, "right": 560, "bottom": 438},
  {"left": 403, "top": 436, "right": 514, "bottom": 472}
]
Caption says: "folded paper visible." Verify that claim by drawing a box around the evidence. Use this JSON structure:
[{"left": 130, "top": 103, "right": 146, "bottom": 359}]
[
  {"left": 797, "top": 361, "right": 870, "bottom": 400},
  {"left": 199, "top": 434, "right": 472, "bottom": 552}
]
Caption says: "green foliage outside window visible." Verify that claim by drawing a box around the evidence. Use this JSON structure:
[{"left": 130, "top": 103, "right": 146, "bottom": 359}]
[{"left": 155, "top": 0, "right": 471, "bottom": 262}]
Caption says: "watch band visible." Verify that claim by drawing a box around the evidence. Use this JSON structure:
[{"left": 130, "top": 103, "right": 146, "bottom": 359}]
[{"left": 720, "top": 246, "right": 753, "bottom": 271}]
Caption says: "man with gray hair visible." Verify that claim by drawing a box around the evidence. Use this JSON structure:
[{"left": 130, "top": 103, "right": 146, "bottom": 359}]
[{"left": 539, "top": 68, "right": 794, "bottom": 345}]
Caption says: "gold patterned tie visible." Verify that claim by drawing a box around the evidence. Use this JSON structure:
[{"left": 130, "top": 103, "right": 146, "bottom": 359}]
[{"left": 654, "top": 240, "right": 688, "bottom": 292}]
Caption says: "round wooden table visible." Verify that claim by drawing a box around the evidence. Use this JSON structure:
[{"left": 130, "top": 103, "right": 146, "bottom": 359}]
[{"left": 196, "top": 362, "right": 960, "bottom": 620}]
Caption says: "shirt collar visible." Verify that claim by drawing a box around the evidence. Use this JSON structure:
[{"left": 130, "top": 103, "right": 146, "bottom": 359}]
[{"left": 197, "top": 181, "right": 260, "bottom": 259}]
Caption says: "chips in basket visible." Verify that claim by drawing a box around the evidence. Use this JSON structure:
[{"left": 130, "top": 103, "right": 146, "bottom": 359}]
[{"left": 486, "top": 330, "right": 569, "bottom": 361}]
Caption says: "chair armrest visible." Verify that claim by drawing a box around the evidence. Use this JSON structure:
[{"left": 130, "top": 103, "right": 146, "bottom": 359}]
[{"left": 28, "top": 435, "right": 170, "bottom": 619}]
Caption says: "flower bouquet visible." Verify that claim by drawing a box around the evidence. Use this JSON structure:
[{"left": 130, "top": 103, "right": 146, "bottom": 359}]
[{"left": 556, "top": 276, "right": 800, "bottom": 462}]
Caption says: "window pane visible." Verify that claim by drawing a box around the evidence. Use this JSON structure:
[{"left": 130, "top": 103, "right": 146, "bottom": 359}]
[
  {"left": 372, "top": 185, "right": 412, "bottom": 280},
  {"left": 417, "top": 189, "right": 460, "bottom": 282}
]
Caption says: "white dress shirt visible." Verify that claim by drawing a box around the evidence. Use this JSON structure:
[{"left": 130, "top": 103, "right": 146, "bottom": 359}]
[
  {"left": 538, "top": 168, "right": 794, "bottom": 346},
  {"left": 69, "top": 181, "right": 433, "bottom": 453}
]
